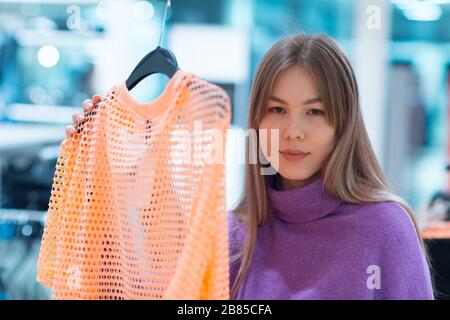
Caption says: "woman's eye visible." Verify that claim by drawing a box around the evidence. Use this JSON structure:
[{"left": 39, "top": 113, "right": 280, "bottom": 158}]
[
  {"left": 307, "top": 109, "right": 325, "bottom": 116},
  {"left": 268, "top": 107, "right": 286, "bottom": 114}
]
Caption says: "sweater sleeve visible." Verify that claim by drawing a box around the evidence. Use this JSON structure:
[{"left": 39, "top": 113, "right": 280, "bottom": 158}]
[
  {"left": 37, "top": 135, "right": 80, "bottom": 288},
  {"left": 374, "top": 202, "right": 434, "bottom": 300}
]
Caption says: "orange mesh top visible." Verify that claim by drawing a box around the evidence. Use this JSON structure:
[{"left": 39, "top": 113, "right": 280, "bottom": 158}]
[{"left": 37, "top": 70, "right": 232, "bottom": 300}]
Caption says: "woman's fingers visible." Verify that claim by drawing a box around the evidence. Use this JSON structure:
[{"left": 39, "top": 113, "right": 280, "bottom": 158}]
[
  {"left": 92, "top": 95, "right": 101, "bottom": 106},
  {"left": 65, "top": 125, "right": 75, "bottom": 138},
  {"left": 82, "top": 98, "right": 93, "bottom": 113},
  {"left": 82, "top": 95, "right": 101, "bottom": 113},
  {"left": 73, "top": 111, "right": 84, "bottom": 127},
  {"left": 67, "top": 95, "right": 102, "bottom": 139}
]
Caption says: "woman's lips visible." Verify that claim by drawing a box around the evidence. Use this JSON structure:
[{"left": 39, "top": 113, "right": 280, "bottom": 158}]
[{"left": 279, "top": 151, "right": 310, "bottom": 161}]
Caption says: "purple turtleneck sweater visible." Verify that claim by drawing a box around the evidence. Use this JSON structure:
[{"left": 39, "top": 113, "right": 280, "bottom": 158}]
[{"left": 228, "top": 174, "right": 434, "bottom": 300}]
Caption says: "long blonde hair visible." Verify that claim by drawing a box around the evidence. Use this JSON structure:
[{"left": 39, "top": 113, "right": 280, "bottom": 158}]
[{"left": 230, "top": 33, "right": 432, "bottom": 299}]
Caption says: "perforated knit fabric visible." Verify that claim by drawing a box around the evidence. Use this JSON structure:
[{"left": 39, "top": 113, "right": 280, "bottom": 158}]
[{"left": 37, "top": 70, "right": 231, "bottom": 300}]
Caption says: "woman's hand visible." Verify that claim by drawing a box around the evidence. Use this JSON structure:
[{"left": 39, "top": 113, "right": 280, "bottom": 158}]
[{"left": 65, "top": 95, "right": 101, "bottom": 138}]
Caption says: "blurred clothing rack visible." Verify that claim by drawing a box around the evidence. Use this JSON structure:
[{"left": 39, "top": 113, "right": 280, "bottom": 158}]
[{"left": 0, "top": 207, "right": 51, "bottom": 300}]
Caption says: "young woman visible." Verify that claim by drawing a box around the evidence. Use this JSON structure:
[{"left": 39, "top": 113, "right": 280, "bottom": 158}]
[{"left": 68, "top": 33, "right": 434, "bottom": 300}]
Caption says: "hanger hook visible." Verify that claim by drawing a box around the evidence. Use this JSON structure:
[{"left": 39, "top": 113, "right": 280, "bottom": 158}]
[{"left": 158, "top": 0, "right": 171, "bottom": 47}]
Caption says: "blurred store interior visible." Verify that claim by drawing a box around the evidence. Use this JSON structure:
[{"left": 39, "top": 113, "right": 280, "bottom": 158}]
[{"left": 0, "top": 0, "right": 449, "bottom": 299}]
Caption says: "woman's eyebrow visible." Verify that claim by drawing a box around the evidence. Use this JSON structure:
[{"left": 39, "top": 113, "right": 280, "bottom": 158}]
[
  {"left": 302, "top": 97, "right": 322, "bottom": 105},
  {"left": 268, "top": 95, "right": 287, "bottom": 104},
  {"left": 268, "top": 95, "right": 322, "bottom": 105}
]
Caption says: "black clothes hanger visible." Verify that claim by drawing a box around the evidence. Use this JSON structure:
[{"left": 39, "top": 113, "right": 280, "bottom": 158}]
[
  {"left": 125, "top": 46, "right": 178, "bottom": 91},
  {"left": 125, "top": 0, "right": 179, "bottom": 91}
]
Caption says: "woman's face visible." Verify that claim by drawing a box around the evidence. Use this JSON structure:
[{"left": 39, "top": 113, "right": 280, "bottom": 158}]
[{"left": 259, "top": 65, "right": 336, "bottom": 189}]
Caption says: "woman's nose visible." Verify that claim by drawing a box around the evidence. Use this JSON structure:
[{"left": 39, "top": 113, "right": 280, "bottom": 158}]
[{"left": 283, "top": 118, "right": 306, "bottom": 141}]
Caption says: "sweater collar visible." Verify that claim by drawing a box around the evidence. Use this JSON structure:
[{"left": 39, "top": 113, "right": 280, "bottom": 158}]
[{"left": 265, "top": 173, "right": 343, "bottom": 224}]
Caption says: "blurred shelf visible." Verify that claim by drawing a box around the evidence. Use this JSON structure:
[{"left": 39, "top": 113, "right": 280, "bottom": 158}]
[
  {"left": 0, "top": 121, "right": 66, "bottom": 154},
  {"left": 6, "top": 103, "right": 79, "bottom": 124},
  {"left": 0, "top": 208, "right": 46, "bottom": 224},
  {"left": 16, "top": 29, "right": 105, "bottom": 47}
]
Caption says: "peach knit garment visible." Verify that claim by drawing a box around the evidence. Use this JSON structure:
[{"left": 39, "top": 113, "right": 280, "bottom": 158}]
[{"left": 37, "top": 70, "right": 231, "bottom": 300}]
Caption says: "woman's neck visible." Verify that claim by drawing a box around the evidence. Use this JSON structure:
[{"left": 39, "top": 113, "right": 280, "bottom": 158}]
[{"left": 278, "top": 171, "right": 322, "bottom": 190}]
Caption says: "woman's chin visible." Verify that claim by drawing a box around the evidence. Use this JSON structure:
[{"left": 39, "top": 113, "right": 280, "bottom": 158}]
[{"left": 277, "top": 170, "right": 315, "bottom": 182}]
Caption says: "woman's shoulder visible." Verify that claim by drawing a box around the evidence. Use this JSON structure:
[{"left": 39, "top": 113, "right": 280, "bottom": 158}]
[
  {"left": 340, "top": 202, "right": 432, "bottom": 299},
  {"left": 337, "top": 200, "right": 420, "bottom": 246},
  {"left": 347, "top": 200, "right": 413, "bottom": 226}
]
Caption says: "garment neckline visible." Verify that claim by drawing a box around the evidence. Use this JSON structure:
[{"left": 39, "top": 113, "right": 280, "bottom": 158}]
[{"left": 112, "top": 69, "right": 188, "bottom": 121}]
